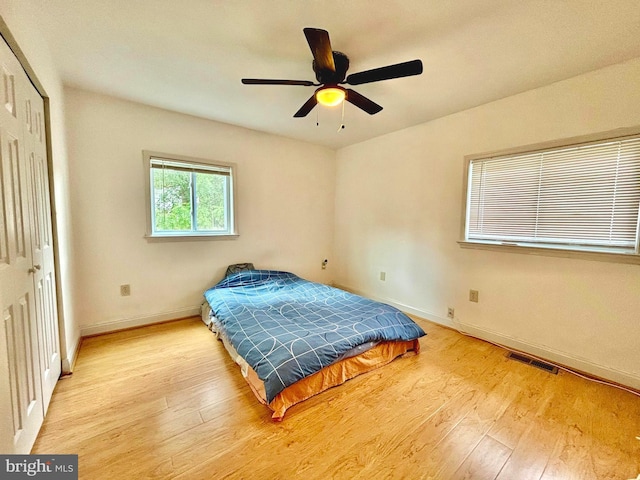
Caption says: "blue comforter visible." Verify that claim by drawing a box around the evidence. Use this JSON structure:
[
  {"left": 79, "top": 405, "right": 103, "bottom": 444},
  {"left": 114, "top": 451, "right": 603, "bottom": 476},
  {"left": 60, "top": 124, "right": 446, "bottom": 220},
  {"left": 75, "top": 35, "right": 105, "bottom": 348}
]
[{"left": 204, "top": 270, "right": 426, "bottom": 403}]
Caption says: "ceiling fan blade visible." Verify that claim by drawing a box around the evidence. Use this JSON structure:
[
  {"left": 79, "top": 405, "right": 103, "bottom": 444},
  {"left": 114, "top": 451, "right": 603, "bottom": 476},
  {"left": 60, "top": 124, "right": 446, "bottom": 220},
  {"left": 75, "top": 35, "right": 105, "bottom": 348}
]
[
  {"left": 345, "top": 59, "right": 423, "bottom": 85},
  {"left": 345, "top": 89, "right": 383, "bottom": 115},
  {"left": 303, "top": 28, "right": 335, "bottom": 72},
  {"left": 242, "top": 78, "right": 315, "bottom": 86},
  {"left": 293, "top": 95, "right": 318, "bottom": 117}
]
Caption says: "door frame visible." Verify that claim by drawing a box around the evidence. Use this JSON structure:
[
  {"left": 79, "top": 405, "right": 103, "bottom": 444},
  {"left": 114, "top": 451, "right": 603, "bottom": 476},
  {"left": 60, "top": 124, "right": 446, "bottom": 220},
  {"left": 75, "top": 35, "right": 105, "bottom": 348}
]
[{"left": 0, "top": 17, "right": 69, "bottom": 373}]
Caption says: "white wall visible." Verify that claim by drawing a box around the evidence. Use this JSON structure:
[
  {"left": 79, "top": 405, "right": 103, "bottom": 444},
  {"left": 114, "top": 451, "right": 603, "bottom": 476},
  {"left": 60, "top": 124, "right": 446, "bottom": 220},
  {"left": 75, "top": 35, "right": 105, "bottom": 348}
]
[
  {"left": 335, "top": 58, "right": 640, "bottom": 389},
  {"left": 64, "top": 88, "right": 336, "bottom": 335},
  {"left": 0, "top": 3, "right": 79, "bottom": 369}
]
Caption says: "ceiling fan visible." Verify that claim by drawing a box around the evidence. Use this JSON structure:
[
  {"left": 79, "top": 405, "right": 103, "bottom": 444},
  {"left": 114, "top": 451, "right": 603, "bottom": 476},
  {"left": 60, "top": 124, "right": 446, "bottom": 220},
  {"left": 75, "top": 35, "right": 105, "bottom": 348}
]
[{"left": 241, "top": 28, "right": 423, "bottom": 118}]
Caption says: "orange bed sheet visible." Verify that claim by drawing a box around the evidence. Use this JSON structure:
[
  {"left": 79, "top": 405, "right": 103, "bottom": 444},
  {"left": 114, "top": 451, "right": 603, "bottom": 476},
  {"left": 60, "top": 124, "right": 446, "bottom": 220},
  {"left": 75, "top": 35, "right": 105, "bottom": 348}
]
[{"left": 241, "top": 339, "right": 421, "bottom": 421}]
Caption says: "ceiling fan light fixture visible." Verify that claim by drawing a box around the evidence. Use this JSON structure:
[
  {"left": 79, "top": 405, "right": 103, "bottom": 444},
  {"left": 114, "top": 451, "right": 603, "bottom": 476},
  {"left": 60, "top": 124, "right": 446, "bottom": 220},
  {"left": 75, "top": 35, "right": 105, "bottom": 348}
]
[{"left": 316, "top": 86, "right": 345, "bottom": 107}]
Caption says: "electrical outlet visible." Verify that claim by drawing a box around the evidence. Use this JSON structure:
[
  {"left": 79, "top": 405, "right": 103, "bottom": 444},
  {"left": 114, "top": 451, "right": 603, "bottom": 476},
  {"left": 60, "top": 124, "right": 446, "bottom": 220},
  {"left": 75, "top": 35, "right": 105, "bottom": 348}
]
[
  {"left": 447, "top": 307, "right": 454, "bottom": 319},
  {"left": 469, "top": 289, "right": 479, "bottom": 303},
  {"left": 120, "top": 284, "right": 131, "bottom": 296},
  {"left": 379, "top": 271, "right": 386, "bottom": 281}
]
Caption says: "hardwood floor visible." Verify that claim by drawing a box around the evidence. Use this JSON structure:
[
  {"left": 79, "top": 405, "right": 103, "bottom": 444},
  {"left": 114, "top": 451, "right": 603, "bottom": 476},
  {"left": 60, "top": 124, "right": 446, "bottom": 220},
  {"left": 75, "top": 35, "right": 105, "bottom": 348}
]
[{"left": 33, "top": 317, "right": 640, "bottom": 479}]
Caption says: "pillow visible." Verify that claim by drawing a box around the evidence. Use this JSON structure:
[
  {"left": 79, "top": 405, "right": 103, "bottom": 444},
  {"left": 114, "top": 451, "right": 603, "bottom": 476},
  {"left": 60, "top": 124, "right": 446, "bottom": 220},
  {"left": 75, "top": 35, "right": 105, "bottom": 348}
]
[{"left": 225, "top": 263, "right": 255, "bottom": 277}]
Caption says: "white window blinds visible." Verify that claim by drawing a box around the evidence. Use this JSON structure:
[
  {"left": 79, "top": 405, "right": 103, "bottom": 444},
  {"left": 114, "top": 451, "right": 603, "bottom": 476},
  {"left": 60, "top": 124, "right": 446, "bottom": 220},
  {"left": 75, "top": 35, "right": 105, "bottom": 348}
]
[
  {"left": 150, "top": 157, "right": 231, "bottom": 176},
  {"left": 466, "top": 135, "right": 640, "bottom": 253}
]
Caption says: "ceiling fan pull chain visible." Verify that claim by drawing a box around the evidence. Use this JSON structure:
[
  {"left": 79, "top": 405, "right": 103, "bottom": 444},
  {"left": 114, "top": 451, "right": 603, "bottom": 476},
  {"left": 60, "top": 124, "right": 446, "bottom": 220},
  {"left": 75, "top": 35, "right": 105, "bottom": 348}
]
[
  {"left": 316, "top": 109, "right": 319, "bottom": 126},
  {"left": 338, "top": 100, "right": 345, "bottom": 132}
]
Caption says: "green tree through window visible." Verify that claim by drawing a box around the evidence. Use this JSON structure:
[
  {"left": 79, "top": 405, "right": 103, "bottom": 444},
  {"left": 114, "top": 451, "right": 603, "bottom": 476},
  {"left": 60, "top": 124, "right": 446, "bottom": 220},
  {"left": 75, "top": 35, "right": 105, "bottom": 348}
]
[
  {"left": 195, "top": 172, "right": 226, "bottom": 230},
  {"left": 153, "top": 169, "right": 192, "bottom": 231}
]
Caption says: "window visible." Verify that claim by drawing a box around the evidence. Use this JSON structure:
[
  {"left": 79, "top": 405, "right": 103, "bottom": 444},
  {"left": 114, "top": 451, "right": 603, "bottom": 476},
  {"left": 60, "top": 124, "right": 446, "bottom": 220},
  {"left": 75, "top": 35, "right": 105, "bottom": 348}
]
[
  {"left": 143, "top": 151, "right": 236, "bottom": 238},
  {"left": 462, "top": 132, "right": 640, "bottom": 259}
]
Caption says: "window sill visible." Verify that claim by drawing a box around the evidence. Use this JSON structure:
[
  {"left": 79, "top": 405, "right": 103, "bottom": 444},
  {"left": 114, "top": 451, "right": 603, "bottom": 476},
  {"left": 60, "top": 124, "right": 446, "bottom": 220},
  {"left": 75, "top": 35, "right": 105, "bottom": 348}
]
[
  {"left": 145, "top": 233, "right": 239, "bottom": 242},
  {"left": 457, "top": 240, "right": 640, "bottom": 265}
]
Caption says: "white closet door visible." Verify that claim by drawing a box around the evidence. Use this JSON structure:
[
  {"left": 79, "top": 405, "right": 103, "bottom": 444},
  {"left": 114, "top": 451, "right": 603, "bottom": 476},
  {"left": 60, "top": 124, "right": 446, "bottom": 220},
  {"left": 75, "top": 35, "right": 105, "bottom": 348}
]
[
  {"left": 24, "top": 69, "right": 61, "bottom": 411},
  {"left": 0, "top": 36, "right": 44, "bottom": 454},
  {"left": 0, "top": 34, "right": 60, "bottom": 454}
]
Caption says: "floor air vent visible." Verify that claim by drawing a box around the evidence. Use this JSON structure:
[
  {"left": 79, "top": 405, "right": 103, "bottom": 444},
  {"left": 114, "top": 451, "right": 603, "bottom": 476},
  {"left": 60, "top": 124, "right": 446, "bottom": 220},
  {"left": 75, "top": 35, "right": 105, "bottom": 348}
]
[{"left": 507, "top": 352, "right": 558, "bottom": 374}]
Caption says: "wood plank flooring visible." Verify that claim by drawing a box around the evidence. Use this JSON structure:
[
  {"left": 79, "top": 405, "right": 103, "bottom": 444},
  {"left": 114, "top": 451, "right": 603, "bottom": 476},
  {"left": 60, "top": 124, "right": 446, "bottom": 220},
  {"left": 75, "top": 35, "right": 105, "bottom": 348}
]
[{"left": 32, "top": 317, "right": 640, "bottom": 479}]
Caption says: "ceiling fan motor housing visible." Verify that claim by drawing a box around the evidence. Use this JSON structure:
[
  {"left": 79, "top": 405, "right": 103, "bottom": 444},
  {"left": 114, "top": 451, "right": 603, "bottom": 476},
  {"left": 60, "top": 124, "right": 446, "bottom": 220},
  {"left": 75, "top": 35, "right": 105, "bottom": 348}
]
[{"left": 313, "top": 51, "right": 350, "bottom": 84}]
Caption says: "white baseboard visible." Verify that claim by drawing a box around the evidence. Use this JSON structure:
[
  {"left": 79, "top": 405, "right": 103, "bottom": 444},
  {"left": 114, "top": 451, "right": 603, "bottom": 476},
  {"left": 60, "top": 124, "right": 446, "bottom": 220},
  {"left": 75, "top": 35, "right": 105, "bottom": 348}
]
[
  {"left": 455, "top": 320, "right": 640, "bottom": 391},
  {"left": 333, "top": 284, "right": 456, "bottom": 329},
  {"left": 80, "top": 306, "right": 201, "bottom": 337},
  {"left": 61, "top": 335, "right": 82, "bottom": 374},
  {"left": 334, "top": 283, "right": 640, "bottom": 391}
]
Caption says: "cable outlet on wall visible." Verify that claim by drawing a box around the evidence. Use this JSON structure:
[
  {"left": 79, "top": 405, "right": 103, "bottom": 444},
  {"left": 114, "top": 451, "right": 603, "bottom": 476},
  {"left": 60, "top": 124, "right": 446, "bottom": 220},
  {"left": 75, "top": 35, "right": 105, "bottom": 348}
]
[
  {"left": 447, "top": 307, "right": 454, "bottom": 319},
  {"left": 469, "top": 289, "right": 479, "bottom": 303},
  {"left": 379, "top": 271, "right": 386, "bottom": 281},
  {"left": 120, "top": 284, "right": 131, "bottom": 296}
]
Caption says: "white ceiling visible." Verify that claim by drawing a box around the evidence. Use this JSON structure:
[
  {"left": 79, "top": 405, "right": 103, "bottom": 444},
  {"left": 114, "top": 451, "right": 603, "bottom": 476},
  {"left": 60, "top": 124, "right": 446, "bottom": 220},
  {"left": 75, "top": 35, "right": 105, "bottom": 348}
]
[{"left": 31, "top": 0, "right": 640, "bottom": 150}]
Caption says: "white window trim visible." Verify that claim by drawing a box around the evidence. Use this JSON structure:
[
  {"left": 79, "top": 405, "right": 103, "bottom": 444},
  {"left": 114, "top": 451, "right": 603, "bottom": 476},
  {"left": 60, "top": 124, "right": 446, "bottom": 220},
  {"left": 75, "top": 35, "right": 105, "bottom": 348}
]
[
  {"left": 143, "top": 150, "right": 238, "bottom": 240},
  {"left": 458, "top": 127, "right": 640, "bottom": 265}
]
